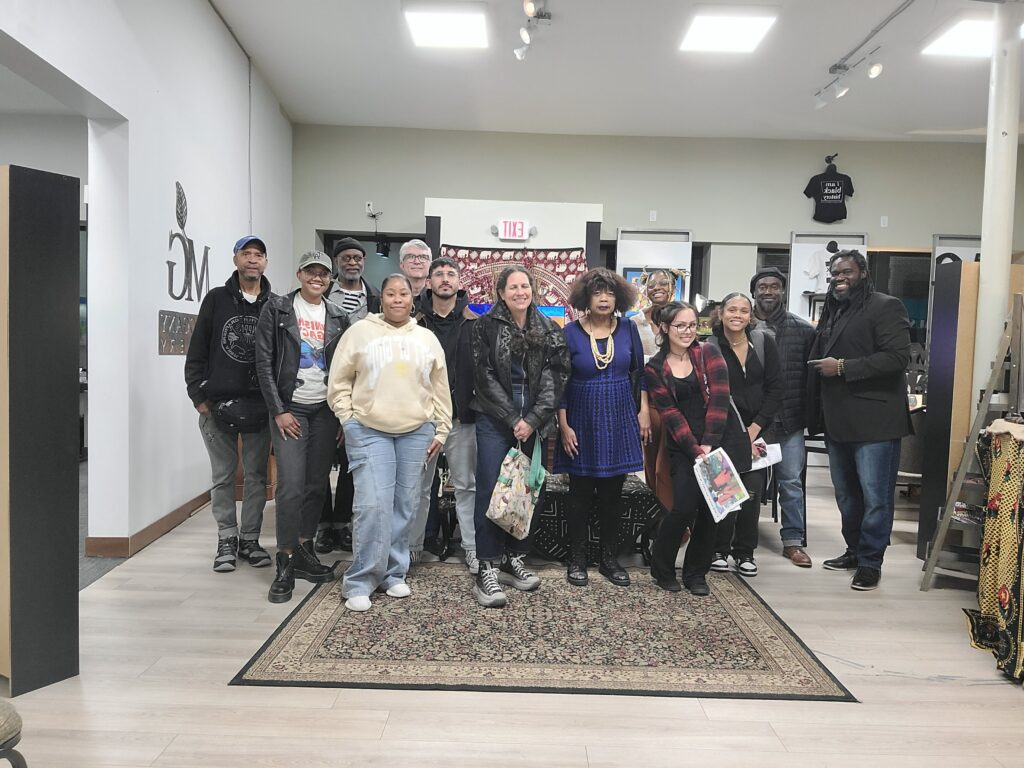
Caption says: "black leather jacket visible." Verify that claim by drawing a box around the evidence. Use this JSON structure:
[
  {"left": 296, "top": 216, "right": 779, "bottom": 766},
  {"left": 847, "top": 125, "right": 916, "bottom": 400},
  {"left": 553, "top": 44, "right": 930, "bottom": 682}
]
[
  {"left": 255, "top": 290, "right": 350, "bottom": 416},
  {"left": 470, "top": 300, "right": 569, "bottom": 439}
]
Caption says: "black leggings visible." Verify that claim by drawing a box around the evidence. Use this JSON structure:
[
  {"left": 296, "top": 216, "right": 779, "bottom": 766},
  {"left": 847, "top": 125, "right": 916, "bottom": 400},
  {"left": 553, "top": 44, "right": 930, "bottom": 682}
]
[
  {"left": 714, "top": 469, "right": 766, "bottom": 559},
  {"left": 650, "top": 461, "right": 716, "bottom": 583},
  {"left": 566, "top": 474, "right": 627, "bottom": 548}
]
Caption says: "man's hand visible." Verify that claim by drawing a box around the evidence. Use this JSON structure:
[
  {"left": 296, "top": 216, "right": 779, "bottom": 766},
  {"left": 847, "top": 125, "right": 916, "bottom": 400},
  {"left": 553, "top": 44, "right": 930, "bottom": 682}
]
[
  {"left": 809, "top": 357, "right": 841, "bottom": 377},
  {"left": 275, "top": 412, "right": 302, "bottom": 440},
  {"left": 196, "top": 401, "right": 212, "bottom": 416}
]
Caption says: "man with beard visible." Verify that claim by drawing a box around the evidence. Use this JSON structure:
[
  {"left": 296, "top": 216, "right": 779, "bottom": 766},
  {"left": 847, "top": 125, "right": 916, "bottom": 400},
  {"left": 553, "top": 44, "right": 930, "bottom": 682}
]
[
  {"left": 314, "top": 237, "right": 382, "bottom": 555},
  {"left": 808, "top": 250, "right": 911, "bottom": 591},
  {"left": 408, "top": 257, "right": 479, "bottom": 571},
  {"left": 750, "top": 267, "right": 815, "bottom": 568}
]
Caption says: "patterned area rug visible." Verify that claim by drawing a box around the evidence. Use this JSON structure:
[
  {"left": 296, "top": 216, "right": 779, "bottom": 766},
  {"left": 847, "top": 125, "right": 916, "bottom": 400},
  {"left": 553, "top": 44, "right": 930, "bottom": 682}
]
[{"left": 233, "top": 565, "right": 854, "bottom": 700}]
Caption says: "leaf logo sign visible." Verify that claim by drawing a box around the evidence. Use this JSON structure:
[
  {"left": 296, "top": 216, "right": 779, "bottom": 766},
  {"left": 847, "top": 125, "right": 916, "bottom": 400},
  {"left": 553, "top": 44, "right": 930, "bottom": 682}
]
[{"left": 166, "top": 182, "right": 210, "bottom": 302}]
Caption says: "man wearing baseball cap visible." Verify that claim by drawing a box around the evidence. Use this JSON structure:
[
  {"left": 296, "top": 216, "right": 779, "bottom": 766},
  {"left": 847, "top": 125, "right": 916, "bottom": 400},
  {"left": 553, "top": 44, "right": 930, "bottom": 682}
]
[
  {"left": 255, "top": 250, "right": 350, "bottom": 603},
  {"left": 185, "top": 235, "right": 273, "bottom": 573},
  {"left": 750, "top": 267, "right": 815, "bottom": 567}
]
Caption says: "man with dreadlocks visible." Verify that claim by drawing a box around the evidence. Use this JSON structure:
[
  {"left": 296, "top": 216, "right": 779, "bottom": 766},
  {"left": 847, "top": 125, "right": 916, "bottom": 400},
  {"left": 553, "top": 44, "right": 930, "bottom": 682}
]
[{"left": 807, "top": 249, "right": 912, "bottom": 592}]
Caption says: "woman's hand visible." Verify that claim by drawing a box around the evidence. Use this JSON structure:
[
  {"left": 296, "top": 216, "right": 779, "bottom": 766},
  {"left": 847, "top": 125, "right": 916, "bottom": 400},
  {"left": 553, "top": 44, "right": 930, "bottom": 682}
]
[
  {"left": 638, "top": 406, "right": 652, "bottom": 445},
  {"left": 747, "top": 424, "right": 760, "bottom": 444},
  {"left": 560, "top": 423, "right": 579, "bottom": 458},
  {"left": 274, "top": 412, "right": 302, "bottom": 440},
  {"left": 513, "top": 419, "right": 534, "bottom": 442},
  {"left": 426, "top": 439, "right": 443, "bottom": 462},
  {"left": 698, "top": 444, "right": 713, "bottom": 460}
]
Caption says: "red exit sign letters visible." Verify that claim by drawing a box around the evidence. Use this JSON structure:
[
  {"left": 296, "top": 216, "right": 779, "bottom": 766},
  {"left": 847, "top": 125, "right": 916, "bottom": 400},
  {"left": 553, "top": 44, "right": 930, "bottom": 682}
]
[{"left": 497, "top": 219, "right": 530, "bottom": 241}]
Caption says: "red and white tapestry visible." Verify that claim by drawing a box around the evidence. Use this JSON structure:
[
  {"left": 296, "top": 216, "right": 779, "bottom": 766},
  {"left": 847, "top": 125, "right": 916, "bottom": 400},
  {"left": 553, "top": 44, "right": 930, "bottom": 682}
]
[{"left": 441, "top": 245, "right": 588, "bottom": 320}]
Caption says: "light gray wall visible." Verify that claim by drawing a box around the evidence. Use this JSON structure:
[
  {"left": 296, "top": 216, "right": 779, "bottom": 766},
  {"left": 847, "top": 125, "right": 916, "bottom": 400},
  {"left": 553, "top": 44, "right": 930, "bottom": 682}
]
[
  {"left": 293, "top": 125, "right": 1020, "bottom": 256},
  {"left": 0, "top": 114, "right": 87, "bottom": 219}
]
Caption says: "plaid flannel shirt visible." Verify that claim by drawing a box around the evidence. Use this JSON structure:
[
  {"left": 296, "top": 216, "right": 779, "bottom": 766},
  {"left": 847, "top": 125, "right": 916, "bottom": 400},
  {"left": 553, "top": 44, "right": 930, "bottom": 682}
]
[{"left": 644, "top": 341, "right": 732, "bottom": 461}]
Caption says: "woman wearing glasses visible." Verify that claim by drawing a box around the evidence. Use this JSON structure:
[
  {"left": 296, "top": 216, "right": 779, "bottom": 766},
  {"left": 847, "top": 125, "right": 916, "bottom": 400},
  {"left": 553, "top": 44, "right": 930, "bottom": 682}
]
[{"left": 644, "top": 301, "right": 750, "bottom": 595}]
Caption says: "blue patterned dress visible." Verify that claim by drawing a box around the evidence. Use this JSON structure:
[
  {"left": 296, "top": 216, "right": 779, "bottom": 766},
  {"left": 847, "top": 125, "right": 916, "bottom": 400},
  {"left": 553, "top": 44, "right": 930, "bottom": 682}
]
[{"left": 553, "top": 318, "right": 645, "bottom": 477}]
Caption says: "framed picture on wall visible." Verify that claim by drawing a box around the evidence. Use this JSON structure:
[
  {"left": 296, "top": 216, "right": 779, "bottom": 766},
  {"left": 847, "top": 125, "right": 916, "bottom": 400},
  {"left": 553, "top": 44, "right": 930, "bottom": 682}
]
[
  {"left": 809, "top": 294, "right": 826, "bottom": 324},
  {"left": 622, "top": 266, "right": 686, "bottom": 316}
]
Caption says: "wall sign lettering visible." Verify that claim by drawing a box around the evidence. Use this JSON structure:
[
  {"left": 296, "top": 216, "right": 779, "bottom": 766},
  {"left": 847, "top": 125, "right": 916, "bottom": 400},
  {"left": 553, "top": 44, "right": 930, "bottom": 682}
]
[{"left": 166, "top": 182, "right": 211, "bottom": 302}]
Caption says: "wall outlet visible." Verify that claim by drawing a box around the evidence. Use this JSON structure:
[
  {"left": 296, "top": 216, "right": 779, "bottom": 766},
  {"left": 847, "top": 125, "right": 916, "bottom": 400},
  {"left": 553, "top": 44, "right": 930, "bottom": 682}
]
[
  {"left": 365, "top": 201, "right": 374, "bottom": 215},
  {"left": 649, "top": 209, "right": 657, "bottom": 222},
  {"left": 880, "top": 215, "right": 889, "bottom": 228}
]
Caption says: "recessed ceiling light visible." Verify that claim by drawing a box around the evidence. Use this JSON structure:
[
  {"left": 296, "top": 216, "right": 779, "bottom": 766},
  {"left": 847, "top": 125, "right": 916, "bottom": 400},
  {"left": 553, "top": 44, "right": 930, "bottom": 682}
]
[
  {"left": 404, "top": 5, "right": 488, "bottom": 49},
  {"left": 922, "top": 19, "right": 994, "bottom": 57},
  {"left": 679, "top": 13, "right": 776, "bottom": 53}
]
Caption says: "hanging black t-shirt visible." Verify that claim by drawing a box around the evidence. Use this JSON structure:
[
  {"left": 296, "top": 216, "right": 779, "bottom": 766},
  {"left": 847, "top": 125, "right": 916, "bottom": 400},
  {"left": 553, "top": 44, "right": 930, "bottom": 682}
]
[{"left": 803, "top": 169, "right": 854, "bottom": 223}]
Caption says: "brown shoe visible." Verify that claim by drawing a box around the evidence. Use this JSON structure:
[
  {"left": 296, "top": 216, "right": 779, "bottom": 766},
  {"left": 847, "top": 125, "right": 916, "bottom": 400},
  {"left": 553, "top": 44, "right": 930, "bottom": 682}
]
[{"left": 783, "top": 546, "right": 812, "bottom": 568}]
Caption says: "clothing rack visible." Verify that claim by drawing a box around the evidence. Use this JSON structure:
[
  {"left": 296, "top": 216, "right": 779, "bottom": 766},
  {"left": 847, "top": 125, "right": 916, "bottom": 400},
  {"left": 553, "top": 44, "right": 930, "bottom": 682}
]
[{"left": 921, "top": 294, "right": 1024, "bottom": 590}]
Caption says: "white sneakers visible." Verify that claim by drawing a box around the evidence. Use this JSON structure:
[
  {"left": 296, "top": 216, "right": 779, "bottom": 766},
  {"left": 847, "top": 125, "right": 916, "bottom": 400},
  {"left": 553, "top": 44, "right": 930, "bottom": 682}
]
[
  {"left": 385, "top": 582, "right": 412, "bottom": 598},
  {"left": 344, "top": 595, "right": 371, "bottom": 612},
  {"left": 465, "top": 550, "right": 480, "bottom": 575}
]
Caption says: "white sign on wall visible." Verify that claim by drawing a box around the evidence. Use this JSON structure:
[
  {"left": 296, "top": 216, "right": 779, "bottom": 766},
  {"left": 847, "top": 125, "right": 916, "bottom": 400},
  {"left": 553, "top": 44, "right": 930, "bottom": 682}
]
[{"left": 496, "top": 219, "right": 530, "bottom": 241}]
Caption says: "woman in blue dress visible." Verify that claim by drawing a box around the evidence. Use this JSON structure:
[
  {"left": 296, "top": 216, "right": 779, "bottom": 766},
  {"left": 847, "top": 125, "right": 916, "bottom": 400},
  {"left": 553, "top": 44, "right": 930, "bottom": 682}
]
[{"left": 556, "top": 268, "right": 650, "bottom": 587}]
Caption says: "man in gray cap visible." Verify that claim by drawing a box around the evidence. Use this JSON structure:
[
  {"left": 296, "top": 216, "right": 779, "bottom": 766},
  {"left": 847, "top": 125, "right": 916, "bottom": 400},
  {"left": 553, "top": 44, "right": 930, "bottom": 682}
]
[{"left": 750, "top": 267, "right": 815, "bottom": 567}]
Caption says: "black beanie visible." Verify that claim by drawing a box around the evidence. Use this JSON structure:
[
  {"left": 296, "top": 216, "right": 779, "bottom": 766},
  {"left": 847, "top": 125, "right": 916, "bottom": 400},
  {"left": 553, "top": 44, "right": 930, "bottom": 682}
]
[
  {"left": 749, "top": 267, "right": 787, "bottom": 294},
  {"left": 332, "top": 237, "right": 366, "bottom": 258}
]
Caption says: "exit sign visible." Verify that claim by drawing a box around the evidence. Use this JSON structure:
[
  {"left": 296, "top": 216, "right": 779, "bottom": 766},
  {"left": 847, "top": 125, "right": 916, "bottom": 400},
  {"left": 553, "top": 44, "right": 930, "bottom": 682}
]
[{"left": 497, "top": 219, "right": 529, "bottom": 241}]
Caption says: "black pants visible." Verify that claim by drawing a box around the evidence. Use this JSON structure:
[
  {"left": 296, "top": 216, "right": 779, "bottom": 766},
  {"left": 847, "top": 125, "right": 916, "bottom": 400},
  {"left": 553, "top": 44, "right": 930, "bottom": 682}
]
[
  {"left": 566, "top": 474, "right": 627, "bottom": 549},
  {"left": 650, "top": 459, "right": 716, "bottom": 583},
  {"left": 320, "top": 447, "right": 354, "bottom": 528},
  {"left": 714, "top": 469, "right": 766, "bottom": 559}
]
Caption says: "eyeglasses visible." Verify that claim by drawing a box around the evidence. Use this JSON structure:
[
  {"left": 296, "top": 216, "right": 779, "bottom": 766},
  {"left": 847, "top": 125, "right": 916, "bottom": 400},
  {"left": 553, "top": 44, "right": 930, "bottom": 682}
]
[
  {"left": 338, "top": 254, "right": 364, "bottom": 263},
  {"left": 403, "top": 253, "right": 430, "bottom": 262},
  {"left": 669, "top": 322, "right": 698, "bottom": 333}
]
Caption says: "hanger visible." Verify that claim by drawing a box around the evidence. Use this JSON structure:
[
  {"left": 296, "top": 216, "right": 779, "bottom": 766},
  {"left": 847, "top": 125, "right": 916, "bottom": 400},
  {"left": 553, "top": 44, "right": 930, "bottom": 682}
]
[{"left": 825, "top": 153, "right": 839, "bottom": 173}]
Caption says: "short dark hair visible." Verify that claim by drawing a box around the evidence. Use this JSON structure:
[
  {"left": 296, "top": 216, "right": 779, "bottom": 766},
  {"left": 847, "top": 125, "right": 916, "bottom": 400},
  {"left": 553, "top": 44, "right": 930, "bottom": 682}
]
[
  {"left": 568, "top": 267, "right": 637, "bottom": 313},
  {"left": 381, "top": 273, "right": 413, "bottom": 293},
  {"left": 428, "top": 257, "right": 460, "bottom": 277}
]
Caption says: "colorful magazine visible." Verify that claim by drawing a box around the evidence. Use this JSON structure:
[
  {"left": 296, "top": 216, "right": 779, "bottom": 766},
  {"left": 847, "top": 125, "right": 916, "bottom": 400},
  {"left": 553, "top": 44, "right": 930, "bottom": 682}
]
[{"left": 693, "top": 447, "right": 749, "bottom": 523}]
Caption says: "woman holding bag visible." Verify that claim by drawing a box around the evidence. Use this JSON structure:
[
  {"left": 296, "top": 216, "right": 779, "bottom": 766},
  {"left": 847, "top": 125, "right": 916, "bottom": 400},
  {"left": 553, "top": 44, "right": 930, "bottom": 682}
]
[
  {"left": 644, "top": 301, "right": 751, "bottom": 596},
  {"left": 471, "top": 265, "right": 569, "bottom": 608},
  {"left": 708, "top": 293, "right": 782, "bottom": 578}
]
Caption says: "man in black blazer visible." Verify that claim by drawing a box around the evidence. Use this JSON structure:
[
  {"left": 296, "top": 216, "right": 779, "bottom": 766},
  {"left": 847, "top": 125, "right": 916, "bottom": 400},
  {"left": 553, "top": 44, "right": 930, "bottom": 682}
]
[{"left": 808, "top": 250, "right": 911, "bottom": 591}]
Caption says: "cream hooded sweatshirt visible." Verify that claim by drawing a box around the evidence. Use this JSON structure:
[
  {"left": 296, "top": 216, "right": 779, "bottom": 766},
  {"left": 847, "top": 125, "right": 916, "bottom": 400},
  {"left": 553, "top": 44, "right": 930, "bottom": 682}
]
[{"left": 327, "top": 313, "right": 452, "bottom": 443}]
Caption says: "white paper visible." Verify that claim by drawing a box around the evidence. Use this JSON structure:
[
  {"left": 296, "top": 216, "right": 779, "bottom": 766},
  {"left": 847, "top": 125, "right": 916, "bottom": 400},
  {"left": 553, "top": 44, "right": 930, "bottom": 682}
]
[
  {"left": 750, "top": 439, "right": 783, "bottom": 472},
  {"left": 693, "top": 448, "right": 750, "bottom": 523}
]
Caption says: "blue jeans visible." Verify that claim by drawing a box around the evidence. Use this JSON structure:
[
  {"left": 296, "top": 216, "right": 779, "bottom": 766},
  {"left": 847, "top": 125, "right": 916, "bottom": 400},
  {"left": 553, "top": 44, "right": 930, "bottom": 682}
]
[
  {"left": 342, "top": 420, "right": 435, "bottom": 598},
  {"left": 826, "top": 438, "right": 901, "bottom": 570},
  {"left": 776, "top": 429, "right": 807, "bottom": 547},
  {"left": 473, "top": 413, "right": 542, "bottom": 562}
]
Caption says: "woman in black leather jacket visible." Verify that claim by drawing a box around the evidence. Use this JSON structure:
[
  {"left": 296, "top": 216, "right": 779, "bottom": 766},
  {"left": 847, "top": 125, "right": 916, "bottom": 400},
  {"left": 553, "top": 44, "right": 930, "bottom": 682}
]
[{"left": 470, "top": 265, "right": 569, "bottom": 608}]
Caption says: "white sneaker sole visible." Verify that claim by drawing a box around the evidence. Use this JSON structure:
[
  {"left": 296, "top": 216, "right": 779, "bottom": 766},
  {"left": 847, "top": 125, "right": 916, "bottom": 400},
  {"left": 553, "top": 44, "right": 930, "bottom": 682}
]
[
  {"left": 472, "top": 585, "right": 507, "bottom": 608},
  {"left": 386, "top": 583, "right": 411, "bottom": 598},
  {"left": 345, "top": 596, "right": 372, "bottom": 612},
  {"left": 496, "top": 572, "right": 540, "bottom": 592}
]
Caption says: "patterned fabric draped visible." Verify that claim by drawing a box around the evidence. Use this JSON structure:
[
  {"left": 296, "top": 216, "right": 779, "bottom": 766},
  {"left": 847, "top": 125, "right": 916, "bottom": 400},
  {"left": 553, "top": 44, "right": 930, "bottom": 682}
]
[{"left": 965, "top": 427, "right": 1024, "bottom": 683}]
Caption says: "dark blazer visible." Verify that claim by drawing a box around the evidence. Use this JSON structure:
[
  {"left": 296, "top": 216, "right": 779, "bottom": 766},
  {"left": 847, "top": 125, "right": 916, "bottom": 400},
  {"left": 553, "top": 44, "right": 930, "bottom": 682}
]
[
  {"left": 807, "top": 291, "right": 912, "bottom": 442},
  {"left": 254, "top": 290, "right": 350, "bottom": 417}
]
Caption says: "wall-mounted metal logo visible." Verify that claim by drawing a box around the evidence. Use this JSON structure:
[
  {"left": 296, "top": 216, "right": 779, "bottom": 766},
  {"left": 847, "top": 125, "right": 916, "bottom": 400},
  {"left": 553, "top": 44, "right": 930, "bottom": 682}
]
[{"left": 167, "top": 182, "right": 210, "bottom": 302}]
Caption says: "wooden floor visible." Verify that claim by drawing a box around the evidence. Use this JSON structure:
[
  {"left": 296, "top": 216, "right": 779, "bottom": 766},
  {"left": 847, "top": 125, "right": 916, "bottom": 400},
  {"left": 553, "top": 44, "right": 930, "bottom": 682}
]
[{"left": 12, "top": 472, "right": 1024, "bottom": 767}]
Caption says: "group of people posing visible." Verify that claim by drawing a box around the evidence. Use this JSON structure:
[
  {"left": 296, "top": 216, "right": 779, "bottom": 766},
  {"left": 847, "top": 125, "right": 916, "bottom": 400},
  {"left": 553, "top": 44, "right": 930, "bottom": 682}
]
[{"left": 185, "top": 234, "right": 912, "bottom": 611}]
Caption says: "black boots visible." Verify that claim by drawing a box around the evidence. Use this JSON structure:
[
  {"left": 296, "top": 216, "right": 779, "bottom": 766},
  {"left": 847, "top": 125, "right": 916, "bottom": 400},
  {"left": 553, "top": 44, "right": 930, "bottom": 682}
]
[
  {"left": 598, "top": 543, "right": 630, "bottom": 587},
  {"left": 292, "top": 540, "right": 338, "bottom": 583},
  {"left": 567, "top": 545, "right": 588, "bottom": 587},
  {"left": 268, "top": 552, "right": 294, "bottom": 603}
]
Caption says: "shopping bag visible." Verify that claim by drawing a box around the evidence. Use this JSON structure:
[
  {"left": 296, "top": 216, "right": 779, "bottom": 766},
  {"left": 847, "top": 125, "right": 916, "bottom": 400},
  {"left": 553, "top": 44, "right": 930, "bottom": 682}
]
[{"left": 485, "top": 443, "right": 546, "bottom": 539}]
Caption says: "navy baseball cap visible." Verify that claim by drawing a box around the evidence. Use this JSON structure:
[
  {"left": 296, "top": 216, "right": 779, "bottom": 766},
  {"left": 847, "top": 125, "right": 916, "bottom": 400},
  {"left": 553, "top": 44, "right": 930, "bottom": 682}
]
[{"left": 233, "top": 235, "right": 266, "bottom": 254}]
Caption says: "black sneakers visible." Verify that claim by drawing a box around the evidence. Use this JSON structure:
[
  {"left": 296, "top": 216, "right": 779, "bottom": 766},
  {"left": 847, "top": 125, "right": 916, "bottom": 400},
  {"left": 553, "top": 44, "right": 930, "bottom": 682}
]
[
  {"left": 822, "top": 552, "right": 858, "bottom": 571},
  {"left": 292, "top": 540, "right": 338, "bottom": 583},
  {"left": 268, "top": 552, "right": 294, "bottom": 603},
  {"left": 238, "top": 539, "right": 271, "bottom": 568},
  {"left": 497, "top": 553, "right": 541, "bottom": 591},
  {"left": 213, "top": 536, "right": 238, "bottom": 572},
  {"left": 851, "top": 566, "right": 881, "bottom": 591},
  {"left": 314, "top": 527, "right": 339, "bottom": 554},
  {"left": 473, "top": 560, "right": 508, "bottom": 608},
  {"left": 683, "top": 575, "right": 711, "bottom": 597}
]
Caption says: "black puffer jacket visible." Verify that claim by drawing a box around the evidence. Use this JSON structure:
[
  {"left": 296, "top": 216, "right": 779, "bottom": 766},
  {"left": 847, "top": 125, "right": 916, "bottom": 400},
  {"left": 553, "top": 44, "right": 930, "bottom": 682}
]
[
  {"left": 417, "top": 290, "right": 478, "bottom": 423},
  {"left": 254, "top": 290, "right": 350, "bottom": 417},
  {"left": 756, "top": 308, "right": 815, "bottom": 437},
  {"left": 471, "top": 300, "right": 569, "bottom": 438}
]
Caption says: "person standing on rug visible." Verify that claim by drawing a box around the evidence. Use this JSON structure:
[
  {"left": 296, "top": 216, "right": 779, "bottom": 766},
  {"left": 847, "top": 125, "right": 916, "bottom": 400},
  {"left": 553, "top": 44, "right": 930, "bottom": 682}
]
[
  {"left": 313, "top": 237, "right": 382, "bottom": 556},
  {"left": 750, "top": 266, "right": 815, "bottom": 568},
  {"left": 630, "top": 269, "right": 677, "bottom": 514},
  {"left": 556, "top": 268, "right": 649, "bottom": 588},
  {"left": 255, "top": 250, "right": 350, "bottom": 604},
  {"left": 408, "top": 257, "right": 479, "bottom": 573},
  {"left": 185, "top": 235, "right": 274, "bottom": 573},
  {"left": 327, "top": 273, "right": 452, "bottom": 612},
  {"left": 808, "top": 250, "right": 911, "bottom": 592},
  {"left": 471, "top": 265, "right": 569, "bottom": 608},
  {"left": 707, "top": 293, "right": 782, "bottom": 578},
  {"left": 645, "top": 301, "right": 751, "bottom": 596}
]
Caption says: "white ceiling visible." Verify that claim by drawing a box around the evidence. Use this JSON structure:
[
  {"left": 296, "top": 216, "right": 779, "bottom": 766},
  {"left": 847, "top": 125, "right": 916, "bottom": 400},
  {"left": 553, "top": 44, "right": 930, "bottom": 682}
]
[
  {"left": 210, "top": 0, "right": 1013, "bottom": 142},
  {"left": 0, "top": 61, "right": 76, "bottom": 115}
]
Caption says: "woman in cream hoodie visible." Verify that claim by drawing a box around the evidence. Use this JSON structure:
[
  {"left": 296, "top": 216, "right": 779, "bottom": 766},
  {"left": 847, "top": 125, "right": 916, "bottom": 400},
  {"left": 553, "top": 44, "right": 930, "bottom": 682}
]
[{"left": 327, "top": 274, "right": 452, "bottom": 612}]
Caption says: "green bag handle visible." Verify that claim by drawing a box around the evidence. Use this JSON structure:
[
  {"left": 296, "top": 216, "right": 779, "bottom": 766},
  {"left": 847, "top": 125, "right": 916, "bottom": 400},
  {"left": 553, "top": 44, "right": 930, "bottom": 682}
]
[{"left": 526, "top": 440, "right": 547, "bottom": 492}]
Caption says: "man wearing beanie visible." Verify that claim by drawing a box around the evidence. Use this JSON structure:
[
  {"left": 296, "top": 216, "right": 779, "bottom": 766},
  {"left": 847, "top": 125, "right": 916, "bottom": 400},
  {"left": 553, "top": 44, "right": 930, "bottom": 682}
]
[
  {"left": 316, "top": 237, "right": 382, "bottom": 554},
  {"left": 750, "top": 267, "right": 815, "bottom": 567}
]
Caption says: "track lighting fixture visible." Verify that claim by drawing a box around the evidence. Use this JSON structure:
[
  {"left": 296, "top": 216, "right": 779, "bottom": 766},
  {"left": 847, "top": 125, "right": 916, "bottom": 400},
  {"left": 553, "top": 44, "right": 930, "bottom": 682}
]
[
  {"left": 514, "top": 1, "right": 550, "bottom": 60},
  {"left": 523, "top": 0, "right": 536, "bottom": 18},
  {"left": 814, "top": 92, "right": 827, "bottom": 110},
  {"left": 513, "top": 45, "right": 529, "bottom": 60},
  {"left": 867, "top": 58, "right": 883, "bottom": 79},
  {"left": 520, "top": 23, "right": 532, "bottom": 45},
  {"left": 833, "top": 81, "right": 849, "bottom": 99}
]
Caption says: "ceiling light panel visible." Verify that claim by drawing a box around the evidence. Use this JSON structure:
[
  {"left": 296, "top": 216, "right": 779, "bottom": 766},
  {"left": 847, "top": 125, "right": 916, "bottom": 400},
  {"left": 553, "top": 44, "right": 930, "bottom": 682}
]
[
  {"left": 680, "top": 13, "right": 777, "bottom": 53},
  {"left": 404, "top": 4, "right": 488, "bottom": 49}
]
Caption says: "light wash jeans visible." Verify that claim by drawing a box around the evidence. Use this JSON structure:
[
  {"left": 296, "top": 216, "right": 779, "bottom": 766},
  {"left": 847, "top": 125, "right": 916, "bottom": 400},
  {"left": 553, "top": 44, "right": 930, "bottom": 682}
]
[
  {"left": 342, "top": 419, "right": 435, "bottom": 598},
  {"left": 776, "top": 429, "right": 808, "bottom": 547},
  {"left": 409, "top": 419, "right": 477, "bottom": 555},
  {"left": 197, "top": 412, "right": 270, "bottom": 540}
]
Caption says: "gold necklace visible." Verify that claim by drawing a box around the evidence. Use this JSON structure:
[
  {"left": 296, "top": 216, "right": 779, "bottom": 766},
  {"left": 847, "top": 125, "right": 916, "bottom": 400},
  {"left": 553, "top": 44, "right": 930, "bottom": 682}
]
[{"left": 588, "top": 317, "right": 616, "bottom": 370}]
